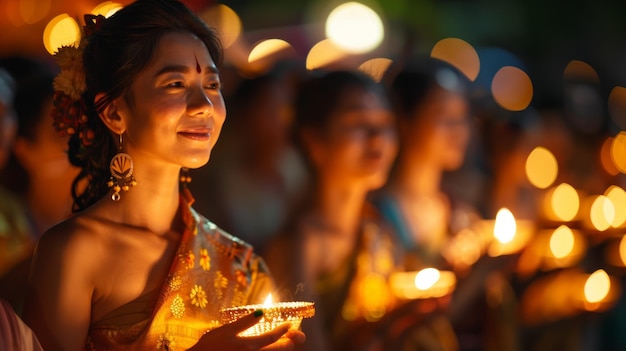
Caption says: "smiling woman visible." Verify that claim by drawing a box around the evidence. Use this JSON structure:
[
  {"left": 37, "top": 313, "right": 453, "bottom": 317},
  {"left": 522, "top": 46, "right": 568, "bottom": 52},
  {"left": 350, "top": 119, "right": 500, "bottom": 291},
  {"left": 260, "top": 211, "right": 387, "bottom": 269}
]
[{"left": 21, "top": 1, "right": 305, "bottom": 350}]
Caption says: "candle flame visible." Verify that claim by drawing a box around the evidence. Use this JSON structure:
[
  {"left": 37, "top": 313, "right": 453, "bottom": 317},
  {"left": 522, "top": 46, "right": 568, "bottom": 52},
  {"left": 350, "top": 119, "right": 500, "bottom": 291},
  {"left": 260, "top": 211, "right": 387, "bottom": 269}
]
[
  {"left": 263, "top": 293, "right": 273, "bottom": 307},
  {"left": 584, "top": 269, "right": 610, "bottom": 303},
  {"left": 494, "top": 208, "right": 516, "bottom": 244},
  {"left": 414, "top": 268, "right": 440, "bottom": 290}
]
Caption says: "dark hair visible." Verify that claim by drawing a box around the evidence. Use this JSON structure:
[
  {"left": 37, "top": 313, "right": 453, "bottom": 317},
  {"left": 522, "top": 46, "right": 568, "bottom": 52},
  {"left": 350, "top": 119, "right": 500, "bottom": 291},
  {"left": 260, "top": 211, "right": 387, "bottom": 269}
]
[
  {"left": 292, "top": 70, "right": 388, "bottom": 169},
  {"left": 70, "top": 0, "right": 223, "bottom": 212},
  {"left": 390, "top": 58, "right": 468, "bottom": 122},
  {"left": 294, "top": 70, "right": 386, "bottom": 134}
]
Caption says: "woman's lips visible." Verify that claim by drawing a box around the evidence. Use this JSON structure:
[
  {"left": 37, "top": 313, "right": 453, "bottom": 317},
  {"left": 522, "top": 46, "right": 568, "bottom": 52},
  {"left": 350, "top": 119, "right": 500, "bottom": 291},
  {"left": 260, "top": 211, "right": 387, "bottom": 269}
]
[{"left": 178, "top": 128, "right": 212, "bottom": 141}]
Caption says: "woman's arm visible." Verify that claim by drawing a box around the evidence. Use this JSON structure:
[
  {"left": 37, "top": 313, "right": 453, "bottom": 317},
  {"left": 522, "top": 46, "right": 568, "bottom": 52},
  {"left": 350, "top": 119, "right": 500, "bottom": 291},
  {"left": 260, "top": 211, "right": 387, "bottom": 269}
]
[{"left": 23, "top": 223, "right": 96, "bottom": 351}]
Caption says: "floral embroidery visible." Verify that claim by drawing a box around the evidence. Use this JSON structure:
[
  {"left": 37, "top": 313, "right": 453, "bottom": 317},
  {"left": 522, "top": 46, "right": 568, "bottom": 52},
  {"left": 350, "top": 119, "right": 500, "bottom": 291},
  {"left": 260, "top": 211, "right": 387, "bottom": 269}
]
[
  {"left": 190, "top": 284, "right": 208, "bottom": 308},
  {"left": 168, "top": 274, "right": 182, "bottom": 292},
  {"left": 181, "top": 250, "right": 194, "bottom": 269},
  {"left": 170, "top": 294, "right": 185, "bottom": 319},
  {"left": 199, "top": 248, "right": 210, "bottom": 271},
  {"left": 213, "top": 271, "right": 229, "bottom": 301}
]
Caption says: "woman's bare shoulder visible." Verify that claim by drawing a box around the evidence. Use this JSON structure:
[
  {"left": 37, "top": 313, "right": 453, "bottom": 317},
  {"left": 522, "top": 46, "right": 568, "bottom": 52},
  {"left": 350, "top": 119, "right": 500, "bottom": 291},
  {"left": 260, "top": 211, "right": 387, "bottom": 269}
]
[{"left": 34, "top": 211, "right": 112, "bottom": 266}]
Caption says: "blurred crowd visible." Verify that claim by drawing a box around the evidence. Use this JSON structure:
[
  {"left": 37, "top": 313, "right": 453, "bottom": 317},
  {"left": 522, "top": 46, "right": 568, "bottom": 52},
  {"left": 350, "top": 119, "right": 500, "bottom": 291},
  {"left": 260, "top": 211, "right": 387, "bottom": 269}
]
[{"left": 1, "top": 28, "right": 625, "bottom": 350}]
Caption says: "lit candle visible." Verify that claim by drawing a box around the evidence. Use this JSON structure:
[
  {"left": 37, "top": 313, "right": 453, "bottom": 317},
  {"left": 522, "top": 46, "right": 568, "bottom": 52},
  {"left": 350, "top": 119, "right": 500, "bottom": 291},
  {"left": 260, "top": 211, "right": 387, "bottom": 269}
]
[
  {"left": 220, "top": 293, "right": 315, "bottom": 337},
  {"left": 390, "top": 268, "right": 456, "bottom": 299},
  {"left": 487, "top": 208, "right": 533, "bottom": 256}
]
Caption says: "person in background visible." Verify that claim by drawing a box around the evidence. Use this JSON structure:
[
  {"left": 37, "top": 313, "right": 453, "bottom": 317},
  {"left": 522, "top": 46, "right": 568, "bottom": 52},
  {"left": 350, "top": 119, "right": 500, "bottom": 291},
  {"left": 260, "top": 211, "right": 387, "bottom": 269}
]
[
  {"left": 266, "top": 70, "right": 446, "bottom": 351},
  {"left": 373, "top": 58, "right": 518, "bottom": 351},
  {"left": 0, "top": 68, "right": 32, "bottom": 282},
  {"left": 0, "top": 57, "right": 81, "bottom": 314},
  {"left": 22, "top": 1, "right": 305, "bottom": 350}
]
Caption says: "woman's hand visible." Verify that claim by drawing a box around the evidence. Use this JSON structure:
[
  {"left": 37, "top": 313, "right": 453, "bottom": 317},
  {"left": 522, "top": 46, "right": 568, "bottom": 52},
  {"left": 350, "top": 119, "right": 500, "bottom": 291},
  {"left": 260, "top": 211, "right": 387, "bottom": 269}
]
[{"left": 188, "top": 310, "right": 306, "bottom": 351}]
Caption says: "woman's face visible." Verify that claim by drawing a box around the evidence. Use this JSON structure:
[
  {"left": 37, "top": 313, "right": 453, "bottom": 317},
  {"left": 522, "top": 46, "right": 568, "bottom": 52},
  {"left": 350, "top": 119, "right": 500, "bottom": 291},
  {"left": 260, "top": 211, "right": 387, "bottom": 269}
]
[
  {"left": 119, "top": 32, "right": 226, "bottom": 169},
  {"left": 407, "top": 87, "right": 470, "bottom": 170},
  {"left": 311, "top": 88, "right": 398, "bottom": 189}
]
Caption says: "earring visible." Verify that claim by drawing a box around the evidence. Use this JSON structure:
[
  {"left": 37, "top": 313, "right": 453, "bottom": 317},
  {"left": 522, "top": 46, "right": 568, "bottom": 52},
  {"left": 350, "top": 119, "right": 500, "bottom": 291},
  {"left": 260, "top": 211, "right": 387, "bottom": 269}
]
[
  {"left": 180, "top": 167, "right": 192, "bottom": 187},
  {"left": 107, "top": 133, "right": 137, "bottom": 201}
]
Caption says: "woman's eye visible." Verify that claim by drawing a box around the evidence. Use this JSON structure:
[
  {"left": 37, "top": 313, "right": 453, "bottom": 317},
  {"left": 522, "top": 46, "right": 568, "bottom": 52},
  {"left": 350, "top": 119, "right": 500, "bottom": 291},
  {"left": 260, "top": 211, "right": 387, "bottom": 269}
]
[
  {"left": 166, "top": 81, "right": 184, "bottom": 88},
  {"left": 206, "top": 82, "right": 222, "bottom": 90}
]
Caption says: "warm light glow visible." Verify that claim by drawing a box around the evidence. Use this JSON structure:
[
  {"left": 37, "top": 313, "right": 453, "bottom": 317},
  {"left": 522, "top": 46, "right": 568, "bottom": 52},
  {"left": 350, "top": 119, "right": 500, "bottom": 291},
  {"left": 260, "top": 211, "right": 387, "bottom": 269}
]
[
  {"left": 43, "top": 14, "right": 81, "bottom": 55},
  {"left": 358, "top": 58, "right": 392, "bottom": 82},
  {"left": 430, "top": 37, "right": 480, "bottom": 81},
  {"left": 248, "top": 39, "right": 294, "bottom": 64},
  {"left": 414, "top": 268, "right": 440, "bottom": 290},
  {"left": 611, "top": 132, "right": 626, "bottom": 173},
  {"left": 91, "top": 1, "right": 123, "bottom": 17},
  {"left": 550, "top": 183, "right": 579, "bottom": 222},
  {"left": 263, "top": 293, "right": 273, "bottom": 307},
  {"left": 325, "top": 2, "right": 384, "bottom": 54},
  {"left": 563, "top": 60, "right": 600, "bottom": 83},
  {"left": 306, "top": 39, "right": 347, "bottom": 70},
  {"left": 20, "top": 0, "right": 51, "bottom": 24},
  {"left": 605, "top": 186, "right": 626, "bottom": 228},
  {"left": 494, "top": 208, "right": 516, "bottom": 244},
  {"left": 619, "top": 236, "right": 626, "bottom": 266},
  {"left": 200, "top": 4, "right": 242, "bottom": 49},
  {"left": 491, "top": 66, "right": 533, "bottom": 111},
  {"left": 549, "top": 225, "right": 575, "bottom": 259},
  {"left": 526, "top": 147, "right": 558, "bottom": 189},
  {"left": 584, "top": 269, "right": 610, "bottom": 303},
  {"left": 601, "top": 137, "right": 620, "bottom": 176},
  {"left": 590, "top": 195, "right": 615, "bottom": 231}
]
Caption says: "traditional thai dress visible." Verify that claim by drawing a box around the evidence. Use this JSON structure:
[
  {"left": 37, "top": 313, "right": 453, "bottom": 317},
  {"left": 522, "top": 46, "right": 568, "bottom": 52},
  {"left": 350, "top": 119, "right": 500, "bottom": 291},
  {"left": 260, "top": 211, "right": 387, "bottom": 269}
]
[{"left": 85, "top": 193, "right": 274, "bottom": 351}]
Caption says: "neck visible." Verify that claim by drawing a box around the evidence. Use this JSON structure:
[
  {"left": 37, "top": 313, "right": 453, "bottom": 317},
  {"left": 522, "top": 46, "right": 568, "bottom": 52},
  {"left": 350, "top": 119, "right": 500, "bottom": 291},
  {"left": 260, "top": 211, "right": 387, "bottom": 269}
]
[
  {"left": 309, "top": 176, "right": 368, "bottom": 236},
  {"left": 392, "top": 151, "right": 442, "bottom": 198},
  {"left": 99, "top": 160, "right": 183, "bottom": 235}
]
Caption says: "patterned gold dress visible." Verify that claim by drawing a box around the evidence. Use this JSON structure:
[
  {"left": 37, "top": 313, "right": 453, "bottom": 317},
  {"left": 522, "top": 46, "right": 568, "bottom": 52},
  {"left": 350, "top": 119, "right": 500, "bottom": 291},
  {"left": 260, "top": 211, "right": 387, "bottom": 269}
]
[{"left": 85, "top": 194, "right": 274, "bottom": 351}]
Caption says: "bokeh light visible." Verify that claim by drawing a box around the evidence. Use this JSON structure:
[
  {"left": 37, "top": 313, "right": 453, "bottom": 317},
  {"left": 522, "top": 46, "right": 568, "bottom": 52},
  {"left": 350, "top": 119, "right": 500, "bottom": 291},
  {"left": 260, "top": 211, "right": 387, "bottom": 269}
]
[
  {"left": 414, "top": 268, "right": 440, "bottom": 290},
  {"left": 547, "top": 183, "right": 579, "bottom": 222},
  {"left": 610, "top": 131, "right": 626, "bottom": 173},
  {"left": 494, "top": 208, "right": 516, "bottom": 244},
  {"left": 605, "top": 186, "right": 626, "bottom": 228},
  {"left": 20, "top": 0, "right": 51, "bottom": 24},
  {"left": 584, "top": 269, "right": 610, "bottom": 304},
  {"left": 619, "top": 236, "right": 626, "bottom": 266},
  {"left": 601, "top": 137, "right": 620, "bottom": 176},
  {"left": 306, "top": 39, "right": 347, "bottom": 70},
  {"left": 325, "top": 2, "right": 384, "bottom": 54},
  {"left": 248, "top": 39, "right": 294, "bottom": 64},
  {"left": 526, "top": 147, "right": 558, "bottom": 189},
  {"left": 358, "top": 58, "right": 392, "bottom": 82},
  {"left": 91, "top": 2, "right": 123, "bottom": 17},
  {"left": 430, "top": 37, "right": 480, "bottom": 81},
  {"left": 563, "top": 60, "right": 600, "bottom": 83},
  {"left": 43, "top": 14, "right": 81, "bottom": 55},
  {"left": 491, "top": 66, "right": 533, "bottom": 111},
  {"left": 589, "top": 195, "right": 615, "bottom": 231},
  {"left": 549, "top": 225, "right": 575, "bottom": 259},
  {"left": 200, "top": 4, "right": 242, "bottom": 49}
]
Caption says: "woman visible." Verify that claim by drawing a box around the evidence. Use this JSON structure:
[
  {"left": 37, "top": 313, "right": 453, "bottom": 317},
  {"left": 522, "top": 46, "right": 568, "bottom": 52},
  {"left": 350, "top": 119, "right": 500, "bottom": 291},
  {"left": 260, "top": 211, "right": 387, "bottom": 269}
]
[
  {"left": 374, "top": 59, "right": 516, "bottom": 350},
  {"left": 23, "top": 1, "right": 304, "bottom": 350},
  {"left": 265, "top": 70, "right": 434, "bottom": 351}
]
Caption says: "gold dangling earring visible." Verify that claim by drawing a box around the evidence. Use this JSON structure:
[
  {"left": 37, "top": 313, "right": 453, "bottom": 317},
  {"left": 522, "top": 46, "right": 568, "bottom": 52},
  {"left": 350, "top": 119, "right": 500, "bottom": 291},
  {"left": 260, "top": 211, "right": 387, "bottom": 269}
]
[
  {"left": 107, "top": 133, "right": 137, "bottom": 201},
  {"left": 179, "top": 167, "right": 192, "bottom": 188}
]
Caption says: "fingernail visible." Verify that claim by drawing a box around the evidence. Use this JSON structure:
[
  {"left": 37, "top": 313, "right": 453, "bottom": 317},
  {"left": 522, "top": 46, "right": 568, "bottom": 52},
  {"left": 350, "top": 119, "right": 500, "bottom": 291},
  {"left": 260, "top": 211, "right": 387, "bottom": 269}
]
[{"left": 254, "top": 309, "right": 264, "bottom": 318}]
